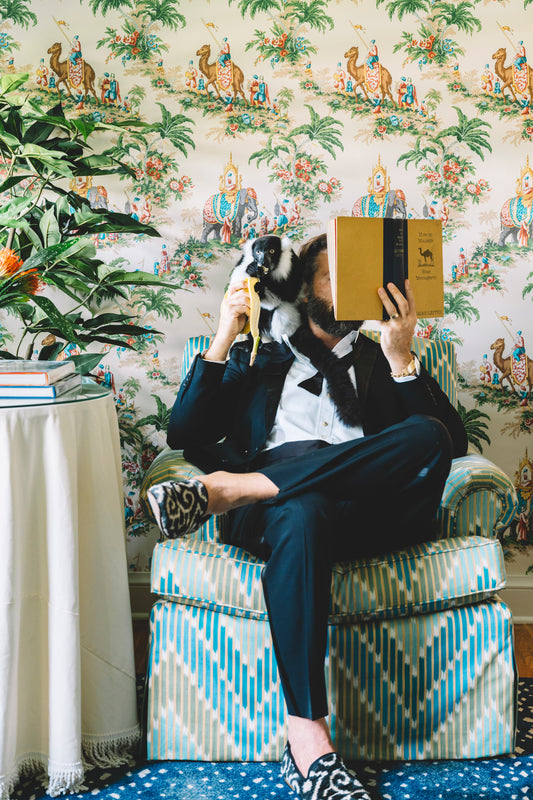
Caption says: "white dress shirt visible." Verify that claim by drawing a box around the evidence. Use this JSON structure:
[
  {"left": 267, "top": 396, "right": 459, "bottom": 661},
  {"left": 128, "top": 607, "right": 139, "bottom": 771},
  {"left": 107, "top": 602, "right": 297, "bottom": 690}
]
[
  {"left": 206, "top": 330, "right": 419, "bottom": 451},
  {"left": 265, "top": 331, "right": 364, "bottom": 449}
]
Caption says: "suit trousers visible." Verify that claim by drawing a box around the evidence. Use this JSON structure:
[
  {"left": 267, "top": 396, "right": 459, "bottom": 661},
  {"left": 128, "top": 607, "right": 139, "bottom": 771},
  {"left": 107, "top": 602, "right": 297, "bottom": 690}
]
[{"left": 227, "top": 414, "right": 453, "bottom": 720}]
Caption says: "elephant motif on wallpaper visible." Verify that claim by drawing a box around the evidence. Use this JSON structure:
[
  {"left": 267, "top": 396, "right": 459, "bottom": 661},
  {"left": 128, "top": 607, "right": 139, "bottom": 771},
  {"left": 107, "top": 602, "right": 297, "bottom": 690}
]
[
  {"left": 352, "top": 157, "right": 407, "bottom": 219},
  {"left": 201, "top": 187, "right": 259, "bottom": 242},
  {"left": 352, "top": 189, "right": 406, "bottom": 218},
  {"left": 499, "top": 157, "right": 533, "bottom": 246}
]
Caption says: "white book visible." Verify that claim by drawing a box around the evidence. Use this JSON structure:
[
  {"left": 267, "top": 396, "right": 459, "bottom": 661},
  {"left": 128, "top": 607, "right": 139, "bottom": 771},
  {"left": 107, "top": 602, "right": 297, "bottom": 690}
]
[{"left": 0, "top": 359, "right": 75, "bottom": 386}]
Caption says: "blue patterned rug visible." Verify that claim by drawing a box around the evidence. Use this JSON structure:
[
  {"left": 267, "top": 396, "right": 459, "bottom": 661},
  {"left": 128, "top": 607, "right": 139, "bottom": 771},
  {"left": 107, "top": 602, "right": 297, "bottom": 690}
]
[{"left": 13, "top": 679, "right": 533, "bottom": 800}]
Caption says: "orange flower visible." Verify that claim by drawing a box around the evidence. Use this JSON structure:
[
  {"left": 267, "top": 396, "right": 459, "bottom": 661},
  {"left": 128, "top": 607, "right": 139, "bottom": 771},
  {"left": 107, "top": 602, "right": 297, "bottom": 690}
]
[
  {"left": 17, "top": 268, "right": 44, "bottom": 296},
  {"left": 0, "top": 248, "right": 23, "bottom": 278}
]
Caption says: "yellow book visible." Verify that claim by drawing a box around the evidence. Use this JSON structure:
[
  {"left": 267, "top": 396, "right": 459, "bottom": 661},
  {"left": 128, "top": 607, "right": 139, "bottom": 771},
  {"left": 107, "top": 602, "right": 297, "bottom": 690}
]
[{"left": 327, "top": 217, "right": 444, "bottom": 320}]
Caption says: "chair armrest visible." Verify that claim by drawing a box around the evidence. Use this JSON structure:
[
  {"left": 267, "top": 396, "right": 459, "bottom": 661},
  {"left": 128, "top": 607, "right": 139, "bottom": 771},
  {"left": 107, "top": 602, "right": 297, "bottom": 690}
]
[
  {"left": 139, "top": 447, "right": 225, "bottom": 543},
  {"left": 436, "top": 454, "right": 518, "bottom": 540}
]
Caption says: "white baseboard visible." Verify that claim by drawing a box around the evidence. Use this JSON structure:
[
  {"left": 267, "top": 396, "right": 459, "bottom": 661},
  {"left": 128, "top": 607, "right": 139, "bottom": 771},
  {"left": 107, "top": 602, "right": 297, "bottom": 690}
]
[{"left": 129, "top": 573, "right": 533, "bottom": 623}]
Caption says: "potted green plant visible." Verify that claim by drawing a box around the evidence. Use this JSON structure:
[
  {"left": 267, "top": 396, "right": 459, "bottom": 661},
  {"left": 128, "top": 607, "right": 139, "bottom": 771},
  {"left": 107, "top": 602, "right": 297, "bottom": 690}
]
[{"left": 0, "top": 72, "right": 178, "bottom": 370}]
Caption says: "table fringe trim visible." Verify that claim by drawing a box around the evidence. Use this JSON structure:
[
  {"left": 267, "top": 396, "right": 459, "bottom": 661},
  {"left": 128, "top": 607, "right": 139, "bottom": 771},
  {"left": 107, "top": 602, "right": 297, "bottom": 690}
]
[
  {"left": 82, "top": 725, "right": 141, "bottom": 769},
  {"left": 0, "top": 726, "right": 140, "bottom": 800}
]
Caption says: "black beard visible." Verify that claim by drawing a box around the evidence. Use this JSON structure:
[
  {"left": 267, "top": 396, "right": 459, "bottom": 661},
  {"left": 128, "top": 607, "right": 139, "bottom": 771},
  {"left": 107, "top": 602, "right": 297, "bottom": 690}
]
[{"left": 306, "top": 294, "right": 362, "bottom": 337}]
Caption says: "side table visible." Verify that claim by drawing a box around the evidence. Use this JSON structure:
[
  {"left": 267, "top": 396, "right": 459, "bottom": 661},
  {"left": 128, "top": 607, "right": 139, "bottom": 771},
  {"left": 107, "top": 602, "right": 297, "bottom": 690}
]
[{"left": 0, "top": 383, "right": 139, "bottom": 799}]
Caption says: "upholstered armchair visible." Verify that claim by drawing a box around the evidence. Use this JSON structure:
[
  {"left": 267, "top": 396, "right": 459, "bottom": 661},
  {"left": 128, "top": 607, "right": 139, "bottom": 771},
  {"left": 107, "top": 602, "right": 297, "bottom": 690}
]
[{"left": 140, "top": 332, "right": 518, "bottom": 763}]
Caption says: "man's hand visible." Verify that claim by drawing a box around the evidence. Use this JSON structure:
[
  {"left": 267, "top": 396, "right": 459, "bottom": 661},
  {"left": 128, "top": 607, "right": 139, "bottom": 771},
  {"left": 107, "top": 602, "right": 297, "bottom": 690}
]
[
  {"left": 377, "top": 280, "right": 417, "bottom": 375},
  {"left": 204, "top": 281, "right": 251, "bottom": 362}
]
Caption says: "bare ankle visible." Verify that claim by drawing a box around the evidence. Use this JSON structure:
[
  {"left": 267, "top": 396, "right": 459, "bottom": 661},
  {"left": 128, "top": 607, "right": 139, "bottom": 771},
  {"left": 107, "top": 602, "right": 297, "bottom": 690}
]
[
  {"left": 288, "top": 716, "right": 335, "bottom": 778},
  {"left": 199, "top": 471, "right": 278, "bottom": 515}
]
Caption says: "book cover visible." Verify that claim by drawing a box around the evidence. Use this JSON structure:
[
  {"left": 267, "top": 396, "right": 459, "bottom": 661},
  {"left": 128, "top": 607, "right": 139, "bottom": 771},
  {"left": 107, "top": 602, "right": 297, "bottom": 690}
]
[
  {"left": 327, "top": 217, "right": 444, "bottom": 320},
  {"left": 0, "top": 371, "right": 81, "bottom": 398},
  {"left": 0, "top": 359, "right": 75, "bottom": 386}
]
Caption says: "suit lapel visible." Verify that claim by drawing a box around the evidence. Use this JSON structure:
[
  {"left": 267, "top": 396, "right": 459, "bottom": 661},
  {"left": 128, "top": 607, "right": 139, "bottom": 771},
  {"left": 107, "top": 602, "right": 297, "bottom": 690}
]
[{"left": 353, "top": 334, "right": 378, "bottom": 411}]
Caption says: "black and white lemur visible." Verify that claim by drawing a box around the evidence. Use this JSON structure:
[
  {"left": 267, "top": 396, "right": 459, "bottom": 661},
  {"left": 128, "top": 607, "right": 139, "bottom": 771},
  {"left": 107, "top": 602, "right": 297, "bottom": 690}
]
[{"left": 229, "top": 235, "right": 305, "bottom": 342}]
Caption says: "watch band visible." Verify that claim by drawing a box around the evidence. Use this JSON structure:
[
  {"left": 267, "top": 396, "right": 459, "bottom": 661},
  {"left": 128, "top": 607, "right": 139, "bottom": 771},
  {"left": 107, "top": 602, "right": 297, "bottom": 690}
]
[{"left": 390, "top": 353, "right": 419, "bottom": 378}]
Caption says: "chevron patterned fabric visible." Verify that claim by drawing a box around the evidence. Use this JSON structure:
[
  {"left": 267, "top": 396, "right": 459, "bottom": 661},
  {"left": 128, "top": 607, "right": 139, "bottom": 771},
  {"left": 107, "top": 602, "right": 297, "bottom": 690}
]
[{"left": 146, "top": 596, "right": 516, "bottom": 762}]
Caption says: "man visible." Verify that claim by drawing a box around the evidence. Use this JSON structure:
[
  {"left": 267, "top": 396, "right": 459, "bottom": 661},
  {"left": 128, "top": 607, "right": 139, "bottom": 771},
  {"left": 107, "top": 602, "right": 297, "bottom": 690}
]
[{"left": 148, "top": 233, "right": 467, "bottom": 800}]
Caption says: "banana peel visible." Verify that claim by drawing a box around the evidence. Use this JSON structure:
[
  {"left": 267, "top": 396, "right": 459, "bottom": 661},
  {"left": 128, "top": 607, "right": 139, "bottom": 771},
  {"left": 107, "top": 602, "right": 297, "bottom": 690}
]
[
  {"left": 225, "top": 276, "right": 261, "bottom": 366},
  {"left": 245, "top": 276, "right": 261, "bottom": 366}
]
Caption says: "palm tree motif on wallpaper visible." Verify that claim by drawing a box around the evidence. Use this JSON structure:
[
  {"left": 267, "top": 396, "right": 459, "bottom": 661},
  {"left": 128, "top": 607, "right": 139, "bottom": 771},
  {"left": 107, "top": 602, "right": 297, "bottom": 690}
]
[
  {"left": 106, "top": 102, "right": 195, "bottom": 210},
  {"left": 250, "top": 104, "right": 344, "bottom": 212},
  {"left": 375, "top": 0, "right": 481, "bottom": 69},
  {"left": 397, "top": 106, "right": 492, "bottom": 234},
  {"left": 0, "top": 0, "right": 36, "bottom": 57},
  {"left": 88, "top": 0, "right": 186, "bottom": 64},
  {"left": 417, "top": 288, "right": 480, "bottom": 348},
  {"left": 227, "top": 0, "right": 334, "bottom": 67}
]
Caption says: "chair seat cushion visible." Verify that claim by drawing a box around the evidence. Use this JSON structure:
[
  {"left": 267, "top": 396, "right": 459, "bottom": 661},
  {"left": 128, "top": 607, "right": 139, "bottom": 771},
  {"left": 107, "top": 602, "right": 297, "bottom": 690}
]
[{"left": 151, "top": 535, "right": 506, "bottom": 624}]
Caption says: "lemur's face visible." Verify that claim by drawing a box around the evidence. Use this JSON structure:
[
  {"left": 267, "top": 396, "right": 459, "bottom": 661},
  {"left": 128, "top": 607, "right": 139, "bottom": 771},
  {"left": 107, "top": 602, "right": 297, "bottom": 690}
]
[{"left": 246, "top": 236, "right": 282, "bottom": 278}]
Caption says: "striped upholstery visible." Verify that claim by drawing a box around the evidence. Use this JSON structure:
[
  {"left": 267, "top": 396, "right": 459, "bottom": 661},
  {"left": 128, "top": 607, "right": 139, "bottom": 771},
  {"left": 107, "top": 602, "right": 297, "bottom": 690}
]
[
  {"left": 145, "top": 332, "right": 518, "bottom": 762},
  {"left": 147, "top": 596, "right": 516, "bottom": 762},
  {"left": 140, "top": 448, "right": 517, "bottom": 546},
  {"left": 151, "top": 535, "right": 506, "bottom": 623}
]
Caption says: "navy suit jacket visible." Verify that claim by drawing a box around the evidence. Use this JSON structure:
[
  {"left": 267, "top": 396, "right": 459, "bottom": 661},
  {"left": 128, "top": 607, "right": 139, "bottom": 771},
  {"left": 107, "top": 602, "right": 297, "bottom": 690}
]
[{"left": 167, "top": 333, "right": 468, "bottom": 473}]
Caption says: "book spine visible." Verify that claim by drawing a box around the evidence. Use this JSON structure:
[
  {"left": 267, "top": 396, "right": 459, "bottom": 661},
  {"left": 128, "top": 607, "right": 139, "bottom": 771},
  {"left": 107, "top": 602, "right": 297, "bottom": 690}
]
[{"left": 382, "top": 219, "right": 408, "bottom": 321}]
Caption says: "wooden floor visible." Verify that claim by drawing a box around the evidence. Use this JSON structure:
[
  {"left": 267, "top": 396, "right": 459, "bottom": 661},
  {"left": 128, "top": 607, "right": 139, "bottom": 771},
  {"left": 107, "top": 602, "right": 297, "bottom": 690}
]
[{"left": 134, "top": 620, "right": 533, "bottom": 678}]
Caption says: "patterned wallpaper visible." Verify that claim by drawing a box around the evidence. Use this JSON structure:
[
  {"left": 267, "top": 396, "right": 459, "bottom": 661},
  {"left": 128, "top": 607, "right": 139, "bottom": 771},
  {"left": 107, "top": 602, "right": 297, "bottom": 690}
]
[{"left": 2, "top": 0, "right": 533, "bottom": 579}]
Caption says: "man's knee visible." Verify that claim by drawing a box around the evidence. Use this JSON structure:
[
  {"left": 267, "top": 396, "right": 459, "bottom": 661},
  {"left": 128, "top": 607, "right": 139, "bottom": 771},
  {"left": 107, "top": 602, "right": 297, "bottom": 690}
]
[
  {"left": 406, "top": 414, "right": 453, "bottom": 481},
  {"left": 261, "top": 491, "right": 331, "bottom": 559}
]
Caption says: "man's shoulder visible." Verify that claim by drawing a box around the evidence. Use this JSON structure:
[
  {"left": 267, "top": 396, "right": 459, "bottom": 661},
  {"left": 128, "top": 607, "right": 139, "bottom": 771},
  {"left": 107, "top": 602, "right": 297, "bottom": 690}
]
[{"left": 230, "top": 338, "right": 293, "bottom": 366}]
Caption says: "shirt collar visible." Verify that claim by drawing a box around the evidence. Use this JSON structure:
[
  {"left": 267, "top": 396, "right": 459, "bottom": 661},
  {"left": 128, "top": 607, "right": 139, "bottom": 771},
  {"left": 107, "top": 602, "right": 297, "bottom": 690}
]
[{"left": 283, "top": 328, "right": 359, "bottom": 363}]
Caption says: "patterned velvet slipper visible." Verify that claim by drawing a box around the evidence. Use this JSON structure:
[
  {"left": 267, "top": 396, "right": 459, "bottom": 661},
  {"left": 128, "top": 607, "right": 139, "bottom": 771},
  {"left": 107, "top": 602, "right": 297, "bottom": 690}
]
[
  {"left": 147, "top": 478, "right": 210, "bottom": 539},
  {"left": 301, "top": 752, "right": 371, "bottom": 800},
  {"left": 281, "top": 743, "right": 305, "bottom": 795}
]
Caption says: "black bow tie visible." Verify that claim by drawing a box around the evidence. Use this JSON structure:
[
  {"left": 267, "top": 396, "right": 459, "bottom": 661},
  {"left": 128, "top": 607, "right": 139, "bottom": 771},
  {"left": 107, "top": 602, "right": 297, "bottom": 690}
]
[{"left": 298, "top": 349, "right": 357, "bottom": 396}]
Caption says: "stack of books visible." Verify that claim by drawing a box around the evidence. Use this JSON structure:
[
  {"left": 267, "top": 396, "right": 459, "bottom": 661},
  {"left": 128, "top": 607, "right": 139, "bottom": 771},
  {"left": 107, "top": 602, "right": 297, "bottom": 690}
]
[{"left": 0, "top": 360, "right": 82, "bottom": 404}]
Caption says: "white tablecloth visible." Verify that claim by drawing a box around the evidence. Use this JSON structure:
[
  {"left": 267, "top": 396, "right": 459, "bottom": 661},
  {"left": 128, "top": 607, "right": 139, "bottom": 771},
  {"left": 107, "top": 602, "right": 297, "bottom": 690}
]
[{"left": 0, "top": 387, "right": 139, "bottom": 800}]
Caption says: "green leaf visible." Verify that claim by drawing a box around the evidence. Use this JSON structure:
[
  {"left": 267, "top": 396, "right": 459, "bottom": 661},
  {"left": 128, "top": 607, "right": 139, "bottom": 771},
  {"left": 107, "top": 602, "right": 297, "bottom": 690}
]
[
  {"left": 104, "top": 269, "right": 177, "bottom": 288},
  {"left": 71, "top": 352, "right": 107, "bottom": 374},
  {"left": 31, "top": 295, "right": 83, "bottom": 344},
  {"left": 0, "top": 73, "right": 29, "bottom": 95},
  {"left": 39, "top": 207, "right": 61, "bottom": 247},
  {"left": 22, "top": 239, "right": 88, "bottom": 270}
]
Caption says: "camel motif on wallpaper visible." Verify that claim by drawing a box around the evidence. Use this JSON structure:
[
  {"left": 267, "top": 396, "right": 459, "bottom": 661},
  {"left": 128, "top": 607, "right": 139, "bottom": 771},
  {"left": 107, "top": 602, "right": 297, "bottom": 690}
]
[
  {"left": 47, "top": 41, "right": 97, "bottom": 102},
  {"left": 196, "top": 44, "right": 246, "bottom": 102},
  {"left": 344, "top": 46, "right": 395, "bottom": 106},
  {"left": 490, "top": 337, "right": 533, "bottom": 397},
  {"left": 491, "top": 47, "right": 533, "bottom": 103}
]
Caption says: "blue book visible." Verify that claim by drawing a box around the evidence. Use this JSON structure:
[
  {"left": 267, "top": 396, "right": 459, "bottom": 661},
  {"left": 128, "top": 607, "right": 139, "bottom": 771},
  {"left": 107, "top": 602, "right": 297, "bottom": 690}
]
[{"left": 0, "top": 372, "right": 82, "bottom": 398}]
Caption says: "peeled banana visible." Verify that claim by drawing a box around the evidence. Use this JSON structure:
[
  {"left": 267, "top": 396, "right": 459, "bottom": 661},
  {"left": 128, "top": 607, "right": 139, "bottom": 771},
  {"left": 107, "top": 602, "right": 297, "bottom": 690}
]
[
  {"left": 224, "top": 276, "right": 261, "bottom": 365},
  {"left": 245, "top": 275, "right": 261, "bottom": 366}
]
